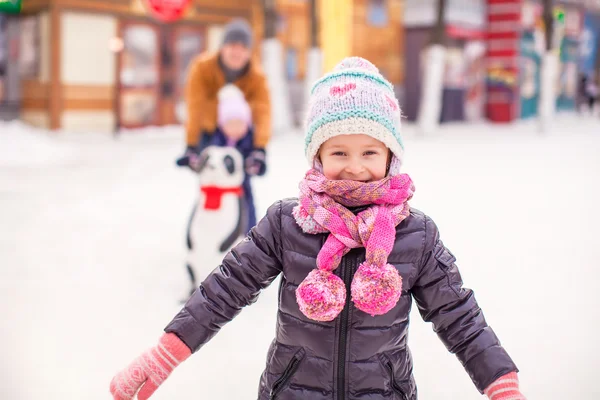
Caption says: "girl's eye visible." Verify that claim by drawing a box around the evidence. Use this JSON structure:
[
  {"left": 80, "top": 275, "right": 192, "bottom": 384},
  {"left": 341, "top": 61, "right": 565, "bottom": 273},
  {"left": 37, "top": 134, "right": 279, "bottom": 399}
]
[
  {"left": 332, "top": 151, "right": 346, "bottom": 156},
  {"left": 363, "top": 151, "right": 378, "bottom": 156}
]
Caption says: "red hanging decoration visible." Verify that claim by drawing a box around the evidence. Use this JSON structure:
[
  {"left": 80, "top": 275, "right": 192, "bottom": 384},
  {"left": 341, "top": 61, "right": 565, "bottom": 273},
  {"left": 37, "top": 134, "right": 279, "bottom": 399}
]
[{"left": 145, "top": 0, "right": 192, "bottom": 22}]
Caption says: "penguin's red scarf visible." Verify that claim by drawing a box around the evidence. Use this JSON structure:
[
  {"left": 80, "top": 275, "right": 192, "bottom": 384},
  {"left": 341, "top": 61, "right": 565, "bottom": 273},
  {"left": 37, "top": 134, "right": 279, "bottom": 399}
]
[{"left": 200, "top": 186, "right": 243, "bottom": 210}]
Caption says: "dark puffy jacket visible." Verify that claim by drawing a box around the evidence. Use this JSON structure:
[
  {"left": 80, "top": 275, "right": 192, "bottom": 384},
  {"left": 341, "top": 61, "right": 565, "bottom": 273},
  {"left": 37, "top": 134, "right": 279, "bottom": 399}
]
[{"left": 165, "top": 199, "right": 518, "bottom": 399}]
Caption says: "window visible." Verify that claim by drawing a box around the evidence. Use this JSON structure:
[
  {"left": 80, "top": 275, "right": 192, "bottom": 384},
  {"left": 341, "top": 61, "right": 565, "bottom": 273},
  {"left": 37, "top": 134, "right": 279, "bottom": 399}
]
[
  {"left": 118, "top": 23, "right": 160, "bottom": 128},
  {"left": 367, "top": 0, "right": 388, "bottom": 27},
  {"left": 174, "top": 28, "right": 204, "bottom": 123},
  {"left": 19, "top": 15, "right": 39, "bottom": 79}
]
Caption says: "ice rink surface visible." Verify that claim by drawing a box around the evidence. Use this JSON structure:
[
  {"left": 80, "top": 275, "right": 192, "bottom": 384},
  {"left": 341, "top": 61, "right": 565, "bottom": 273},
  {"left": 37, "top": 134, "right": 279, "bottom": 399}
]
[{"left": 1, "top": 115, "right": 599, "bottom": 399}]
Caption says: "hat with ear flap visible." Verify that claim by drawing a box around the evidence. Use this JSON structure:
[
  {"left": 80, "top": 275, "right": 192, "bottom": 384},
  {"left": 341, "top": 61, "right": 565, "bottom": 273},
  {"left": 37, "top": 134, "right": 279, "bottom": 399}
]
[{"left": 304, "top": 57, "right": 404, "bottom": 170}]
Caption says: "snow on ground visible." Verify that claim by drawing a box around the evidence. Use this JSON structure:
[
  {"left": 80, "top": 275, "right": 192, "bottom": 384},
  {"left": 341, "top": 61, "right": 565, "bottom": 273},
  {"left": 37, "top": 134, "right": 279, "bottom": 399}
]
[{"left": 1, "top": 114, "right": 599, "bottom": 399}]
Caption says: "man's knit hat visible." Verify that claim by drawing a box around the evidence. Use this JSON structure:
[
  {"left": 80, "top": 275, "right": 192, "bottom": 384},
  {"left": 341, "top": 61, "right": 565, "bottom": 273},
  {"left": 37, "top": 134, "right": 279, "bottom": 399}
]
[
  {"left": 217, "top": 84, "right": 252, "bottom": 127},
  {"left": 221, "top": 18, "right": 253, "bottom": 49},
  {"left": 304, "top": 57, "right": 403, "bottom": 165}
]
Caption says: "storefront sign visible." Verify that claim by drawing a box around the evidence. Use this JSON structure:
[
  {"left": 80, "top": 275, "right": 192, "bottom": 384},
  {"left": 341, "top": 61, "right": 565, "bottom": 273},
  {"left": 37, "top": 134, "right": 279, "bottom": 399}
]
[
  {"left": 145, "top": 0, "right": 191, "bottom": 22},
  {"left": 0, "top": 0, "right": 21, "bottom": 14}
]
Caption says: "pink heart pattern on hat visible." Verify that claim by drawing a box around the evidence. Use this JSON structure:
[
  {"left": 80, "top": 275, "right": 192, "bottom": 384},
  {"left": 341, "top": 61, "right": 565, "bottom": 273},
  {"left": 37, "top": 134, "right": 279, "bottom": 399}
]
[
  {"left": 330, "top": 82, "right": 356, "bottom": 97},
  {"left": 385, "top": 95, "right": 398, "bottom": 111}
]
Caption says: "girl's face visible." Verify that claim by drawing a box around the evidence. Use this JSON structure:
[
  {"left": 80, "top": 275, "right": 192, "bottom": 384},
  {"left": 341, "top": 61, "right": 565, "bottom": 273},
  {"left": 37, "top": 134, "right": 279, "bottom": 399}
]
[
  {"left": 319, "top": 134, "right": 389, "bottom": 182},
  {"left": 221, "top": 119, "right": 248, "bottom": 141}
]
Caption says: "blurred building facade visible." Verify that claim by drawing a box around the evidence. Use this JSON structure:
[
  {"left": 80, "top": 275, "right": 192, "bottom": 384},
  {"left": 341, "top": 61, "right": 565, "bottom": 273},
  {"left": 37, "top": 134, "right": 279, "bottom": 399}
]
[
  {"left": 403, "top": 0, "right": 487, "bottom": 123},
  {"left": 2, "top": 0, "right": 599, "bottom": 132},
  {"left": 277, "top": 0, "right": 405, "bottom": 125},
  {"left": 3, "top": 0, "right": 263, "bottom": 132},
  {"left": 402, "top": 0, "right": 595, "bottom": 124},
  {"left": 276, "top": 0, "right": 404, "bottom": 84},
  {"left": 1, "top": 0, "right": 409, "bottom": 131}
]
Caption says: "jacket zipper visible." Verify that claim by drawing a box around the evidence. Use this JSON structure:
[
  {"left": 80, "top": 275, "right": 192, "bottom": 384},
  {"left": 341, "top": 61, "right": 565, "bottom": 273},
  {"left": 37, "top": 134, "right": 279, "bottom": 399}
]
[
  {"left": 385, "top": 361, "right": 408, "bottom": 400},
  {"left": 337, "top": 253, "right": 357, "bottom": 400},
  {"left": 270, "top": 356, "right": 301, "bottom": 399}
]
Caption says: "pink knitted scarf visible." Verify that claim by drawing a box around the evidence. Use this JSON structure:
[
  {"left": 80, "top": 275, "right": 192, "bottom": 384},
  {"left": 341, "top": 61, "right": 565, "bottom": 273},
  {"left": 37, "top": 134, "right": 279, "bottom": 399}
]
[{"left": 292, "top": 169, "right": 415, "bottom": 322}]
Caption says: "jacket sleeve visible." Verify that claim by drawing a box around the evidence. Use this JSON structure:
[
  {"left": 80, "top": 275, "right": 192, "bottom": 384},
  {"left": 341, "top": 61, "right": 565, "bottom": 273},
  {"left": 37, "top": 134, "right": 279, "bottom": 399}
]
[
  {"left": 164, "top": 201, "right": 283, "bottom": 352},
  {"left": 185, "top": 58, "right": 218, "bottom": 147},
  {"left": 247, "top": 73, "right": 271, "bottom": 149},
  {"left": 411, "top": 215, "right": 518, "bottom": 393}
]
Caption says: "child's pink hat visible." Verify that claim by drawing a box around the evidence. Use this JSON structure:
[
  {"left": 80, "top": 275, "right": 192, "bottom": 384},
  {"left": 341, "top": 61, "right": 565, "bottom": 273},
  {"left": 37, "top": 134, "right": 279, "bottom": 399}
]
[{"left": 217, "top": 84, "right": 252, "bottom": 127}]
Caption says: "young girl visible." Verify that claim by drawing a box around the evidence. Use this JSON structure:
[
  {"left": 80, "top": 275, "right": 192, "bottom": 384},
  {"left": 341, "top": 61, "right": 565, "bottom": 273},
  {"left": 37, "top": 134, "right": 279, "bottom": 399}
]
[{"left": 111, "top": 57, "right": 524, "bottom": 400}]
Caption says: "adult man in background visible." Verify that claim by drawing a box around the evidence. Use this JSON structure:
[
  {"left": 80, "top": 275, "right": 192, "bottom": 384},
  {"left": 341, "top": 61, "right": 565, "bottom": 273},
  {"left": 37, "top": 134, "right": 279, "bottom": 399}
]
[
  {"left": 179, "top": 19, "right": 271, "bottom": 172},
  {"left": 177, "top": 18, "right": 271, "bottom": 231}
]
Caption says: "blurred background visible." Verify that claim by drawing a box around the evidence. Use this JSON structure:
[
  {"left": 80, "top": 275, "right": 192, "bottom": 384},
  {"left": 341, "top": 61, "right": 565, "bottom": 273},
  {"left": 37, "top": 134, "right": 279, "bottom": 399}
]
[
  {"left": 1, "top": 1, "right": 600, "bottom": 400},
  {"left": 1, "top": 0, "right": 599, "bottom": 130}
]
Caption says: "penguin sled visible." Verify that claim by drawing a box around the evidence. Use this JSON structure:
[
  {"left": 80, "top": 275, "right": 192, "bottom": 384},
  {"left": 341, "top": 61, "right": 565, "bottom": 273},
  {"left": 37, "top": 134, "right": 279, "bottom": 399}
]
[{"left": 184, "top": 145, "right": 248, "bottom": 296}]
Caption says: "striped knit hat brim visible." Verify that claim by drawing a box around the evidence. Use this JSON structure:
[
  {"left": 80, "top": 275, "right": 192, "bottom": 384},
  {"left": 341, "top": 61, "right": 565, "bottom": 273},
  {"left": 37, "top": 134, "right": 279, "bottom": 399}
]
[{"left": 305, "top": 118, "right": 404, "bottom": 166}]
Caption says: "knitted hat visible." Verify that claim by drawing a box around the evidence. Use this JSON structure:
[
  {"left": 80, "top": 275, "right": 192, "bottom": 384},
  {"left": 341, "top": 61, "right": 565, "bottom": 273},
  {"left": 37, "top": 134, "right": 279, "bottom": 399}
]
[
  {"left": 304, "top": 57, "right": 403, "bottom": 166},
  {"left": 217, "top": 84, "right": 252, "bottom": 127},
  {"left": 221, "top": 19, "right": 253, "bottom": 49}
]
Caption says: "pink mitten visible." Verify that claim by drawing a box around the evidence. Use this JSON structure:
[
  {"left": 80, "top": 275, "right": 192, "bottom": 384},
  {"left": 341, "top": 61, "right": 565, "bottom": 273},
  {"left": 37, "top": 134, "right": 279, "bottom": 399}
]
[
  {"left": 110, "top": 333, "right": 191, "bottom": 400},
  {"left": 484, "top": 372, "right": 526, "bottom": 400}
]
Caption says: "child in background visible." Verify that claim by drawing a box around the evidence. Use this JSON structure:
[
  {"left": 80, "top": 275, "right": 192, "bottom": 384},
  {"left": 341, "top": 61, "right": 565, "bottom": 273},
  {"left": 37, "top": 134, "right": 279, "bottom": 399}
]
[
  {"left": 113, "top": 57, "right": 525, "bottom": 400},
  {"left": 178, "top": 83, "right": 266, "bottom": 233}
]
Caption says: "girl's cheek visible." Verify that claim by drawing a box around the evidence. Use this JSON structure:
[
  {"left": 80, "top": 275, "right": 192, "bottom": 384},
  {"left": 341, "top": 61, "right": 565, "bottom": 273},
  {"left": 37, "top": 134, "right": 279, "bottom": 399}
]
[{"left": 323, "top": 169, "right": 337, "bottom": 180}]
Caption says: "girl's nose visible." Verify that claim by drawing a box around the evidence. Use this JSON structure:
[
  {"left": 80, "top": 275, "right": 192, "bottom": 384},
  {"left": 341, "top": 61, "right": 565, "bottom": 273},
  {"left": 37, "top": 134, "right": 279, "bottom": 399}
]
[{"left": 345, "top": 160, "right": 364, "bottom": 175}]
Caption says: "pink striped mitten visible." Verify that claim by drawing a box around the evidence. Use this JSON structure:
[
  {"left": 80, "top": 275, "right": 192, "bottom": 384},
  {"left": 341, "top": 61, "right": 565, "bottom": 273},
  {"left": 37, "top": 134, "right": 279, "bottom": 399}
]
[
  {"left": 110, "top": 333, "right": 191, "bottom": 400},
  {"left": 484, "top": 372, "right": 526, "bottom": 400}
]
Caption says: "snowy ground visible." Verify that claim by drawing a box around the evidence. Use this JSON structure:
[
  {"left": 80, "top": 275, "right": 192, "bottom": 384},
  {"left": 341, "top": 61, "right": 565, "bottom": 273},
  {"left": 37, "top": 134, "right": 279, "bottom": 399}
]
[{"left": 1, "top": 115, "right": 599, "bottom": 399}]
